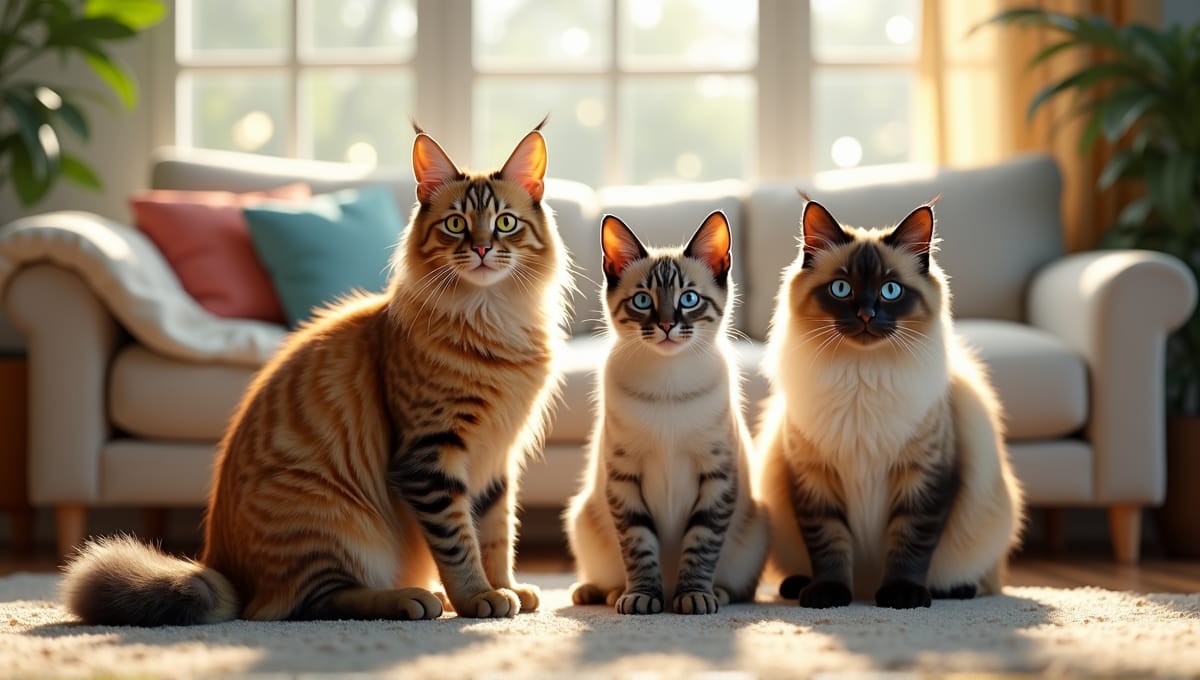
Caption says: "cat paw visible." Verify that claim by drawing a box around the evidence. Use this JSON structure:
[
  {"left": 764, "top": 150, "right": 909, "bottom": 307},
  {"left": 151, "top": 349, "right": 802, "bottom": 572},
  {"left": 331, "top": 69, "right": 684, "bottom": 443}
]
[
  {"left": 615, "top": 590, "right": 664, "bottom": 615},
  {"left": 604, "top": 587, "right": 624, "bottom": 607},
  {"left": 571, "top": 583, "right": 607, "bottom": 605},
  {"left": 394, "top": 587, "right": 445, "bottom": 620},
  {"left": 713, "top": 586, "right": 731, "bottom": 606},
  {"left": 931, "top": 583, "right": 977, "bottom": 600},
  {"left": 798, "top": 581, "right": 853, "bottom": 609},
  {"left": 875, "top": 580, "right": 932, "bottom": 609},
  {"left": 457, "top": 588, "right": 521, "bottom": 618},
  {"left": 510, "top": 583, "right": 540, "bottom": 612},
  {"left": 673, "top": 590, "right": 720, "bottom": 615},
  {"left": 433, "top": 590, "right": 452, "bottom": 612},
  {"left": 779, "top": 574, "right": 813, "bottom": 600}
]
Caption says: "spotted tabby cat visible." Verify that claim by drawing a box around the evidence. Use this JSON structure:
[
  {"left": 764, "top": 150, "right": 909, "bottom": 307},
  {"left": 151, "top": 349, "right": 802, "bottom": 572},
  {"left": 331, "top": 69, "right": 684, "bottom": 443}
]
[
  {"left": 756, "top": 199, "right": 1024, "bottom": 609},
  {"left": 565, "top": 211, "right": 769, "bottom": 615},
  {"left": 61, "top": 123, "right": 570, "bottom": 624}
]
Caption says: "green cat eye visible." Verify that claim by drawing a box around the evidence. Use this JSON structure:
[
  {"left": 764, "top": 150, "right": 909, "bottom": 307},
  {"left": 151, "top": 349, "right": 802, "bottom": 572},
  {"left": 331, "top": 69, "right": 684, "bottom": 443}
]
[
  {"left": 679, "top": 290, "right": 700, "bottom": 308},
  {"left": 829, "top": 279, "right": 852, "bottom": 299},
  {"left": 632, "top": 292, "right": 654, "bottom": 310},
  {"left": 495, "top": 213, "right": 519, "bottom": 233},
  {"left": 444, "top": 215, "right": 467, "bottom": 234},
  {"left": 881, "top": 281, "right": 903, "bottom": 301}
]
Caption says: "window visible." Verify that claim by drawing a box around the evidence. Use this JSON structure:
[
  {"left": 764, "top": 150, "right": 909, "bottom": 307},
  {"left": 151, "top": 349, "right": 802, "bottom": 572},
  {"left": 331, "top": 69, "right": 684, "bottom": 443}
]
[{"left": 169, "top": 0, "right": 921, "bottom": 186}]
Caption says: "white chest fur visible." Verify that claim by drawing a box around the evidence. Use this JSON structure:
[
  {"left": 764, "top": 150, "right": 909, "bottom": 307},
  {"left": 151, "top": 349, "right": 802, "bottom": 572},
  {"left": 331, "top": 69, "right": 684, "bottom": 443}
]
[
  {"left": 776, "top": 323, "right": 950, "bottom": 466},
  {"left": 599, "top": 343, "right": 738, "bottom": 584}
]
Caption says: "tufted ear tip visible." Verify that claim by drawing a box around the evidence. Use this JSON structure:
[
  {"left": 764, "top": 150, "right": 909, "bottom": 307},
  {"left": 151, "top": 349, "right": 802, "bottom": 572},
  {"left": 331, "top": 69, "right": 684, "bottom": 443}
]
[
  {"left": 412, "top": 133, "right": 460, "bottom": 204},
  {"left": 501, "top": 129, "right": 548, "bottom": 201}
]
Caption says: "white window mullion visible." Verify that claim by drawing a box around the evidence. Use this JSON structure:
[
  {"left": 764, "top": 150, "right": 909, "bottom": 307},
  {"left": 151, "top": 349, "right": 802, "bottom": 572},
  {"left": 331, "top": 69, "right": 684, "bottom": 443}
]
[
  {"left": 607, "top": 0, "right": 622, "bottom": 186},
  {"left": 416, "top": 0, "right": 472, "bottom": 164},
  {"left": 288, "top": 0, "right": 301, "bottom": 158},
  {"left": 757, "top": 0, "right": 811, "bottom": 180}
]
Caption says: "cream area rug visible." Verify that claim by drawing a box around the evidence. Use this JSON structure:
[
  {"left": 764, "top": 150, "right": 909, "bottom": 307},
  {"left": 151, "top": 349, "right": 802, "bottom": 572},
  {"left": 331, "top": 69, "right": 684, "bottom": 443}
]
[{"left": 1, "top": 572, "right": 1197, "bottom": 678}]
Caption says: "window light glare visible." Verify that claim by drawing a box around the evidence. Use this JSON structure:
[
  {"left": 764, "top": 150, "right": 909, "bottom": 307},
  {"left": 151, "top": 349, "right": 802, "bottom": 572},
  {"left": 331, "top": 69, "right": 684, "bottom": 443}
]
[
  {"left": 885, "top": 15, "right": 915, "bottom": 45},
  {"left": 340, "top": 0, "right": 367, "bottom": 28},
  {"left": 830, "top": 136, "right": 863, "bottom": 169},
  {"left": 695, "top": 0, "right": 755, "bottom": 30},
  {"left": 561, "top": 27, "right": 590, "bottom": 57},
  {"left": 630, "top": 0, "right": 662, "bottom": 29},
  {"left": 576, "top": 98, "right": 605, "bottom": 127},
  {"left": 232, "top": 111, "right": 274, "bottom": 152},
  {"left": 390, "top": 5, "right": 417, "bottom": 39},
  {"left": 811, "top": 0, "right": 838, "bottom": 15},
  {"left": 675, "top": 152, "right": 702, "bottom": 179},
  {"left": 345, "top": 141, "right": 378, "bottom": 167},
  {"left": 876, "top": 120, "right": 908, "bottom": 156},
  {"left": 34, "top": 86, "right": 62, "bottom": 110},
  {"left": 697, "top": 75, "right": 729, "bottom": 98}
]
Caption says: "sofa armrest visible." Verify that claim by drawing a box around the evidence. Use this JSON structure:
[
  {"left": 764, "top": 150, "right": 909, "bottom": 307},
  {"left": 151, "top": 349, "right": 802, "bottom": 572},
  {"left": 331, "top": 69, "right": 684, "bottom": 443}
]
[
  {"left": 0, "top": 211, "right": 286, "bottom": 366},
  {"left": 1028, "top": 250, "right": 1197, "bottom": 504},
  {"left": 4, "top": 265, "right": 122, "bottom": 505}
]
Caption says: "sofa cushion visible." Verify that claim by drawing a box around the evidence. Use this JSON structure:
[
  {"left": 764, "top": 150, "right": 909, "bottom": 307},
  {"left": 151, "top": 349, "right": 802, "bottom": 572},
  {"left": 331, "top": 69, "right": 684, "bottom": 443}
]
[
  {"left": 110, "top": 345, "right": 257, "bottom": 441},
  {"left": 243, "top": 186, "right": 405, "bottom": 328},
  {"left": 957, "top": 319, "right": 1088, "bottom": 440},
  {"left": 130, "top": 183, "right": 310, "bottom": 324}
]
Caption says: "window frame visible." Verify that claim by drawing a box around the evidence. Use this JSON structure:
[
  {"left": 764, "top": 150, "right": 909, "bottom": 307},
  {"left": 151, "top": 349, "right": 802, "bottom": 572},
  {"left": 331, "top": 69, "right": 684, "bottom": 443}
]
[{"left": 152, "top": 0, "right": 919, "bottom": 184}]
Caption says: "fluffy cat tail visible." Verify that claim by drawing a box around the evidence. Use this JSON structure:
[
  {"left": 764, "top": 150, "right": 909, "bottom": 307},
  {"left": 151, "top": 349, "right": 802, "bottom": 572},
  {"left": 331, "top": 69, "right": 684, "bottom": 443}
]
[{"left": 61, "top": 534, "right": 239, "bottom": 626}]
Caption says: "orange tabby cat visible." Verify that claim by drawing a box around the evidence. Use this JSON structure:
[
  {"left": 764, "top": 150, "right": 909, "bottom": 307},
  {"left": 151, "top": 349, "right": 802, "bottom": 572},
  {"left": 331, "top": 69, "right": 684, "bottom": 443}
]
[{"left": 60, "top": 124, "right": 570, "bottom": 624}]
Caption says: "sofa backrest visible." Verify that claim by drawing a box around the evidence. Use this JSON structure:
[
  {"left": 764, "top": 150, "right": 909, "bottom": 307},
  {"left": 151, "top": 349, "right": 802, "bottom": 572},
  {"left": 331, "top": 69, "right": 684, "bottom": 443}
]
[
  {"left": 148, "top": 146, "right": 603, "bottom": 334},
  {"left": 148, "top": 148, "right": 1064, "bottom": 339},
  {"left": 742, "top": 153, "right": 1065, "bottom": 338}
]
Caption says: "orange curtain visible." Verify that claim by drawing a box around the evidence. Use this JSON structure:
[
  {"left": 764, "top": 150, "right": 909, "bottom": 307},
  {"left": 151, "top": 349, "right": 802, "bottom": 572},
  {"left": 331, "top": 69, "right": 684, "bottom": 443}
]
[{"left": 920, "top": 0, "right": 1160, "bottom": 252}]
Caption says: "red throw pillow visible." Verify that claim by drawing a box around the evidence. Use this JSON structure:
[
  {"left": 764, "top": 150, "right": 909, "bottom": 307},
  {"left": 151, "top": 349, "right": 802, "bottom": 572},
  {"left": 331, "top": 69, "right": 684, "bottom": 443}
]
[{"left": 130, "top": 184, "right": 311, "bottom": 323}]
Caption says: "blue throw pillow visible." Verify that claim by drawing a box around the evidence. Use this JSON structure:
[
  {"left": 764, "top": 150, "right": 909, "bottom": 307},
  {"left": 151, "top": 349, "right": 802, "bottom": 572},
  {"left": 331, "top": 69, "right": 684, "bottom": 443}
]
[{"left": 242, "top": 186, "right": 404, "bottom": 328}]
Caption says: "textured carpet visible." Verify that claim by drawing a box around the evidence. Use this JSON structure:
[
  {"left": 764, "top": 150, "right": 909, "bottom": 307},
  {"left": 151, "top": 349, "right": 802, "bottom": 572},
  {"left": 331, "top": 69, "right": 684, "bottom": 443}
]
[{"left": 1, "top": 572, "right": 1197, "bottom": 678}]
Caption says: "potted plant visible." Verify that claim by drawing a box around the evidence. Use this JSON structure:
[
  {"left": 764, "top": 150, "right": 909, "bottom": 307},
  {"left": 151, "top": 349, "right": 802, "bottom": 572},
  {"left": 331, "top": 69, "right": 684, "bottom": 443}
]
[
  {"left": 981, "top": 8, "right": 1200, "bottom": 556},
  {"left": 0, "top": 0, "right": 165, "bottom": 207}
]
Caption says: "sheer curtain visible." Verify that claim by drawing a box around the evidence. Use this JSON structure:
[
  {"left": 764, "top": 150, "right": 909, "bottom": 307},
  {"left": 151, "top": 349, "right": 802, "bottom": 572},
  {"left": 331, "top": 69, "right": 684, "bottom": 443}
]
[{"left": 918, "top": 0, "right": 1159, "bottom": 251}]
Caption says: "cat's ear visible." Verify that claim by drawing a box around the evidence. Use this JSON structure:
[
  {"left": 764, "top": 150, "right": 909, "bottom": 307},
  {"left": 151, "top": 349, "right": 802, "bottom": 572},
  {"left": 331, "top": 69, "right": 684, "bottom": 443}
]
[
  {"left": 684, "top": 211, "right": 732, "bottom": 287},
  {"left": 412, "top": 133, "right": 461, "bottom": 204},
  {"left": 601, "top": 214, "right": 648, "bottom": 288},
  {"left": 800, "top": 200, "right": 851, "bottom": 269},
  {"left": 884, "top": 204, "right": 936, "bottom": 273},
  {"left": 500, "top": 130, "right": 548, "bottom": 202}
]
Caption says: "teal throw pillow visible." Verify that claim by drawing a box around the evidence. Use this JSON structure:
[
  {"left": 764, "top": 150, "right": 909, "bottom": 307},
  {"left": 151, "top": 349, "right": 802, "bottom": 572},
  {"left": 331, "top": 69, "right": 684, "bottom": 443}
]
[{"left": 243, "top": 186, "right": 404, "bottom": 328}]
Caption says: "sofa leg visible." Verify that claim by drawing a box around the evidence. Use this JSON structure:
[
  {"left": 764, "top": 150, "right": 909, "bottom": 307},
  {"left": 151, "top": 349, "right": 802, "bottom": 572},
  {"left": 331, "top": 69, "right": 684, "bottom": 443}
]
[
  {"left": 1108, "top": 504, "right": 1141, "bottom": 565},
  {"left": 56, "top": 504, "right": 87, "bottom": 562}
]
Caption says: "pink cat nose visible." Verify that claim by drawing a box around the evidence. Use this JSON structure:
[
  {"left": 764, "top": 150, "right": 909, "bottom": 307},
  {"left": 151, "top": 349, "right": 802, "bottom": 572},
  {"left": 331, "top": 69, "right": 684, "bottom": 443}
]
[
  {"left": 473, "top": 245, "right": 491, "bottom": 259},
  {"left": 659, "top": 322, "right": 674, "bottom": 333}
]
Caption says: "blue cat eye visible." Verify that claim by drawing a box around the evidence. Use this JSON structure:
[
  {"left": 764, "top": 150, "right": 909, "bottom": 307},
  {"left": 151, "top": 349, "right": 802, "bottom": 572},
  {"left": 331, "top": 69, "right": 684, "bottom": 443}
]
[
  {"left": 880, "top": 281, "right": 903, "bottom": 301},
  {"left": 631, "top": 292, "right": 654, "bottom": 310},
  {"left": 679, "top": 290, "right": 701, "bottom": 309},
  {"left": 829, "top": 279, "right": 852, "bottom": 299}
]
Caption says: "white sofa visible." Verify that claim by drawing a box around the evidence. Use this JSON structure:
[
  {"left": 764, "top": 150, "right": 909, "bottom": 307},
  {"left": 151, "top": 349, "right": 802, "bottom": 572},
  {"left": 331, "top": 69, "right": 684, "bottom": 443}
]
[{"left": 1, "top": 148, "right": 1194, "bottom": 563}]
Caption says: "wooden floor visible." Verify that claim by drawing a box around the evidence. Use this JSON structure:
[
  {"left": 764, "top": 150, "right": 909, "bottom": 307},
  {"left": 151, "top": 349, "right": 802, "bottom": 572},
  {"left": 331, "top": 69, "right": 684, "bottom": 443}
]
[{"left": 8, "top": 547, "right": 1193, "bottom": 594}]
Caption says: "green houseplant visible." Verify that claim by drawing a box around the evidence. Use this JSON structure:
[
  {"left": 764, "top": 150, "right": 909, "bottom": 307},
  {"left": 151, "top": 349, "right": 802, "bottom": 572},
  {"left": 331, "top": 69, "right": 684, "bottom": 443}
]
[
  {"left": 0, "top": 0, "right": 165, "bottom": 207},
  {"left": 982, "top": 8, "right": 1200, "bottom": 555}
]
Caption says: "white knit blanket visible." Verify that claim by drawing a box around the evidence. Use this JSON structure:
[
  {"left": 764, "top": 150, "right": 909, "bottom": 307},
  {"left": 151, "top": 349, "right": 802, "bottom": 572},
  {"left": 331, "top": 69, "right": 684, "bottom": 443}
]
[{"left": 0, "top": 211, "right": 285, "bottom": 366}]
